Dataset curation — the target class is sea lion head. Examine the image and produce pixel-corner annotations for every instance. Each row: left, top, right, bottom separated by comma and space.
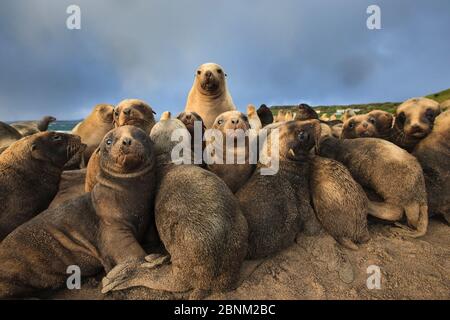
150, 118, 188, 157
114, 99, 156, 134
341, 114, 378, 139
367, 110, 393, 134
177, 111, 204, 131
441, 99, 450, 112
212, 111, 250, 138
257, 104, 274, 126
295, 103, 318, 121
284, 111, 293, 121
29, 131, 86, 167
247, 104, 257, 118
195, 63, 227, 96
342, 109, 356, 122
432, 110, 450, 135
277, 119, 321, 161
93, 104, 115, 124
276, 110, 286, 122
99, 126, 154, 175
395, 97, 441, 139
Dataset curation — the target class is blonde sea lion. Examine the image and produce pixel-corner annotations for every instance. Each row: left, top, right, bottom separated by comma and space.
0, 132, 85, 241
247, 104, 262, 131
275, 110, 286, 122
102, 118, 248, 298
185, 63, 236, 128
72, 104, 114, 165
0, 126, 156, 298
413, 110, 450, 223
207, 111, 255, 193
284, 110, 294, 121
319, 137, 428, 238
10, 116, 56, 136
389, 97, 441, 152
441, 99, 450, 111
342, 109, 356, 122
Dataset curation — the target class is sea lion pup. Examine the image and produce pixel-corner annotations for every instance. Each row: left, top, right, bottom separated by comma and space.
310, 157, 370, 250
320, 113, 330, 121
390, 97, 441, 152
0, 126, 156, 298
185, 62, 236, 128
284, 110, 294, 121
275, 110, 286, 122
176, 111, 206, 160
10, 116, 56, 136
342, 109, 356, 122
0, 121, 22, 153
113, 99, 156, 134
207, 111, 255, 193
413, 110, 450, 223
319, 137, 428, 238
246, 104, 262, 131
0, 132, 84, 241
341, 114, 378, 139
257, 104, 274, 127
330, 114, 337, 121
85, 100, 156, 192
237, 120, 321, 259
101, 119, 248, 298
72, 103, 114, 165
295, 103, 319, 121
441, 99, 450, 111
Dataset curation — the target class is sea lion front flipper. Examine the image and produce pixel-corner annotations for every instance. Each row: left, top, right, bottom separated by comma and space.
337, 237, 359, 251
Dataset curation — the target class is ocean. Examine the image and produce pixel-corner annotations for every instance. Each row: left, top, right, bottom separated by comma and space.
48, 120, 80, 132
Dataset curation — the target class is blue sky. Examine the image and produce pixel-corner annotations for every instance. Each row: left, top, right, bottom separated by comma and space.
0, 0, 449, 121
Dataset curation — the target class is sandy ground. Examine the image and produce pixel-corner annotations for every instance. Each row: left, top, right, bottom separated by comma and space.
49, 217, 449, 300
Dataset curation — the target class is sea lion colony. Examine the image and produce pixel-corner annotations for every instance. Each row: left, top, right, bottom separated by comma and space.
0, 62, 448, 299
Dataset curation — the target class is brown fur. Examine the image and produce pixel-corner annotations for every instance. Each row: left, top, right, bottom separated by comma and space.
319, 137, 428, 237
440, 99, 450, 111
247, 104, 262, 131
101, 119, 248, 298
295, 103, 319, 121
0, 121, 22, 152
207, 111, 255, 193
0, 126, 156, 298
257, 104, 274, 127
10, 116, 56, 136
275, 110, 286, 122
389, 97, 441, 152
185, 63, 236, 128
113, 99, 156, 134
0, 132, 84, 241
49, 169, 87, 209
341, 114, 379, 139
237, 120, 321, 259
310, 156, 370, 249
413, 110, 450, 223
72, 104, 115, 165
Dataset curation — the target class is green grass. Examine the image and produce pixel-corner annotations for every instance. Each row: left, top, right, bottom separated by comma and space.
271, 87, 450, 117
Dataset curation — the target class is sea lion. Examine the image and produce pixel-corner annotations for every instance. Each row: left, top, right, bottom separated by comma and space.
284, 110, 294, 121
101, 118, 248, 298
49, 169, 87, 209
176, 111, 206, 161
85, 100, 156, 191
341, 114, 378, 139
257, 104, 274, 127
342, 109, 356, 122
319, 137, 428, 238
441, 99, 450, 111
207, 111, 255, 193
389, 97, 441, 152
295, 103, 319, 121
72, 103, 115, 165
275, 110, 286, 122
0, 121, 22, 153
247, 104, 262, 131
0, 132, 85, 241
320, 114, 330, 121
413, 110, 450, 223
237, 120, 321, 259
113, 99, 156, 134
329, 114, 337, 121
185, 63, 236, 128
10, 116, 56, 136
310, 156, 370, 250
0, 126, 156, 298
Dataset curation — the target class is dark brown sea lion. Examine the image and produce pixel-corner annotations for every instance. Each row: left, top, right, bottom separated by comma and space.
257, 104, 274, 127
185, 63, 236, 128
207, 111, 255, 193
10, 116, 56, 136
48, 169, 87, 209
310, 156, 370, 250
413, 110, 450, 223
113, 99, 156, 134
0, 132, 85, 241
319, 137, 428, 238
71, 104, 115, 165
237, 120, 321, 259
101, 119, 248, 298
295, 103, 319, 121
0, 121, 22, 153
0, 126, 156, 298
389, 97, 441, 152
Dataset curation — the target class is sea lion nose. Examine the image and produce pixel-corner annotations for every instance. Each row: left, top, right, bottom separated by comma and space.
122, 137, 132, 146
231, 118, 240, 125
362, 122, 368, 129
123, 108, 131, 116
298, 131, 309, 142
205, 71, 212, 78
410, 124, 421, 132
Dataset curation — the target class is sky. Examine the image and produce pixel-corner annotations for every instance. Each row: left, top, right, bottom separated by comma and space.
0, 0, 449, 121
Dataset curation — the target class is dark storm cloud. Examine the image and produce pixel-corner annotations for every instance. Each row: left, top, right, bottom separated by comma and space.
0, 0, 449, 121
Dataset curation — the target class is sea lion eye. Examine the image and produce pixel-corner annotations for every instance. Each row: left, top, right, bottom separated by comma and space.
397, 112, 406, 125
52, 135, 62, 141
425, 109, 435, 121
217, 69, 222, 74
368, 117, 376, 124
197, 70, 201, 75
348, 122, 355, 129
114, 111, 119, 117
217, 119, 224, 125
106, 138, 113, 146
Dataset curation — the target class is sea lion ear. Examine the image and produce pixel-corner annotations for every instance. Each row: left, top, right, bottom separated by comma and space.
152, 110, 156, 115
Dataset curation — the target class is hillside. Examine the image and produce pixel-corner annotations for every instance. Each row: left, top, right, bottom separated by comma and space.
271, 87, 450, 117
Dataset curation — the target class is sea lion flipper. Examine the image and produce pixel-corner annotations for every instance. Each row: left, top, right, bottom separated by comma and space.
338, 237, 359, 251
